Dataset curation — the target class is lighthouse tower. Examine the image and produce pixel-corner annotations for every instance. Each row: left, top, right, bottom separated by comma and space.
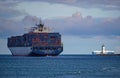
101, 44, 105, 54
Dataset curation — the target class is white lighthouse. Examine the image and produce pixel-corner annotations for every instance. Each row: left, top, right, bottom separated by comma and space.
101, 44, 105, 54
92, 44, 114, 55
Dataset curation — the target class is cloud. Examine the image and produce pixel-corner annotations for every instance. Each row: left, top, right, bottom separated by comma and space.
0, 0, 120, 38
3, 0, 119, 10
44, 12, 120, 38
0, 15, 40, 38
35, 0, 120, 10
0, 0, 26, 19
0, 0, 27, 38
0, 11, 120, 38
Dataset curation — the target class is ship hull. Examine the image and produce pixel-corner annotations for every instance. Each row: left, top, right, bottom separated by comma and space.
9, 47, 32, 56
31, 46, 63, 56
8, 46, 63, 56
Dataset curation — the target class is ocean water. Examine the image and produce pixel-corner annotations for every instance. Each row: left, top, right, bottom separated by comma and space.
0, 55, 120, 78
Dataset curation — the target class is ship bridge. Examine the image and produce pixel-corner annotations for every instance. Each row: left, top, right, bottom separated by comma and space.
29, 20, 52, 33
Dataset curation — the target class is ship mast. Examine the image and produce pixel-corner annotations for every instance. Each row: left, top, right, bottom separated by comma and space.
36, 19, 44, 32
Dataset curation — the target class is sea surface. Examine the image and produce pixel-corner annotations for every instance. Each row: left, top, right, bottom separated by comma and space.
0, 55, 120, 78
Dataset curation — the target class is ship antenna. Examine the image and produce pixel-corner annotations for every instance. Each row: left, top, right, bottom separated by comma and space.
36, 19, 44, 27
35, 19, 44, 31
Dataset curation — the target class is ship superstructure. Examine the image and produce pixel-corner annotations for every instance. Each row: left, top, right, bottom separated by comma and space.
8, 20, 63, 56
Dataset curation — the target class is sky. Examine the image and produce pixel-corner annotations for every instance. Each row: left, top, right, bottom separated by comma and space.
0, 0, 120, 54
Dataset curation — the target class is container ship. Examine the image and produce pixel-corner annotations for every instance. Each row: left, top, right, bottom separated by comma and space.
7, 20, 63, 56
